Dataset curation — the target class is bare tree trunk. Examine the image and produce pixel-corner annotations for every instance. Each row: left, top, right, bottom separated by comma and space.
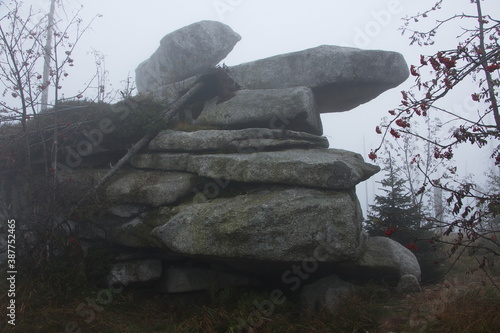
41, 0, 56, 111
476, 0, 500, 130
433, 179, 444, 232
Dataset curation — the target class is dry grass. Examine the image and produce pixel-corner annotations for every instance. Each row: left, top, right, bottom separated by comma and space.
1, 254, 499, 333
377, 272, 499, 333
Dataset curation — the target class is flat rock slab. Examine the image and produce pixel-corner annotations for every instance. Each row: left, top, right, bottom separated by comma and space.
136, 20, 241, 92
229, 45, 409, 113
195, 87, 323, 135
152, 188, 364, 262
187, 149, 380, 190
148, 128, 329, 153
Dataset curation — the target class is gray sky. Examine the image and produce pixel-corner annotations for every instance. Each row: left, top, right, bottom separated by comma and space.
7, 0, 500, 214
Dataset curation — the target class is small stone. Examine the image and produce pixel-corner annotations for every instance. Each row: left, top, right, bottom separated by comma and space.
107, 260, 162, 287
300, 274, 353, 314
108, 205, 143, 218
340, 236, 422, 282
396, 274, 421, 293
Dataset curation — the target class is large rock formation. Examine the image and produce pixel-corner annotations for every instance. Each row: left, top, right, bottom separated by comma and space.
0, 20, 417, 314
129, 21, 416, 300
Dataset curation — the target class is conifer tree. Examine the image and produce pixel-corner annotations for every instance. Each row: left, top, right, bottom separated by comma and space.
366, 152, 444, 282
366, 152, 423, 237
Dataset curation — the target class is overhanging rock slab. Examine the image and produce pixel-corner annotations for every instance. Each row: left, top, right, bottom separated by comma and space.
229, 45, 409, 113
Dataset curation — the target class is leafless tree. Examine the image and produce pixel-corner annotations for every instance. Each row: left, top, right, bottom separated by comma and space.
371, 0, 499, 285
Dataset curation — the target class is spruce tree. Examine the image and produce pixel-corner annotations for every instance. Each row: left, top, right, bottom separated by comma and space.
366, 153, 422, 237
366, 153, 444, 282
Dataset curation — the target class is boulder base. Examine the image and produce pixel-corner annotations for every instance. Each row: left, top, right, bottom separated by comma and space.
153, 188, 365, 262
339, 236, 422, 282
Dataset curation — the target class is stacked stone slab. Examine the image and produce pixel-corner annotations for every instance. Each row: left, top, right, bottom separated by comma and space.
55, 21, 420, 310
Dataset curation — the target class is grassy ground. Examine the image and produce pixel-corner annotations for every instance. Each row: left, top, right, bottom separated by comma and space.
1, 257, 499, 333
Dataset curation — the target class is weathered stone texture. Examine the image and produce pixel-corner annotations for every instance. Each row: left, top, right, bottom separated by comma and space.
153, 188, 365, 262
136, 20, 241, 92
148, 128, 329, 153
229, 45, 409, 113
195, 87, 323, 135
187, 149, 380, 190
